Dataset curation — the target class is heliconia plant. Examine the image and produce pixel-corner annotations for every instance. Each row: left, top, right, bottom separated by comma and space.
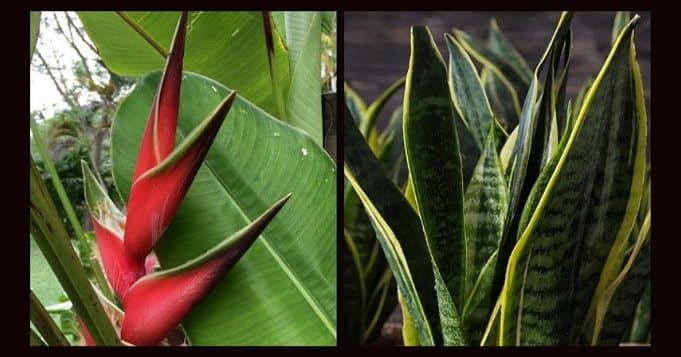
79, 12, 292, 345
344, 11, 650, 346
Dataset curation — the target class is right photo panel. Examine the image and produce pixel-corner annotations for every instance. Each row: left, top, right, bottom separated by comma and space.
343, 11, 651, 346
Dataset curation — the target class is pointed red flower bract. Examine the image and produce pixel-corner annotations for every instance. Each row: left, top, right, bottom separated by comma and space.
92, 217, 145, 301
79, 317, 96, 346
132, 12, 188, 183
124, 92, 236, 260
120, 193, 290, 346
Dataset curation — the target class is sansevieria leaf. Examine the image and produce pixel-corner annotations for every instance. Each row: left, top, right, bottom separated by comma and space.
491, 12, 573, 310
345, 106, 441, 346
500, 16, 645, 345
444, 33, 496, 151
403, 26, 466, 310
461, 125, 508, 345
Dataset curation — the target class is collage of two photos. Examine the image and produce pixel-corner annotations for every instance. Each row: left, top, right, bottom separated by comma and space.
30, 10, 650, 346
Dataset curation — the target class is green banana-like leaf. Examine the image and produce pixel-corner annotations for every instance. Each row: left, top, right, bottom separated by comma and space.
30, 12, 40, 59
481, 68, 520, 131
112, 72, 336, 345
78, 11, 290, 118
491, 12, 573, 310
404, 26, 466, 310
345, 107, 443, 346
284, 12, 323, 144
321, 11, 336, 34
271, 12, 286, 41
463, 126, 508, 300
444, 33, 495, 151
500, 16, 645, 345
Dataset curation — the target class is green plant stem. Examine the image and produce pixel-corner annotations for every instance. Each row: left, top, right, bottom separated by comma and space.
30, 290, 69, 346
115, 11, 167, 58
30, 157, 120, 346
30, 327, 47, 346
29, 116, 88, 254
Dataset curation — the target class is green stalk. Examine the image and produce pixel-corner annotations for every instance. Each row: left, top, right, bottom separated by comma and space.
30, 290, 69, 346
30, 157, 120, 346
30, 117, 113, 300
30, 327, 46, 346
29, 116, 88, 254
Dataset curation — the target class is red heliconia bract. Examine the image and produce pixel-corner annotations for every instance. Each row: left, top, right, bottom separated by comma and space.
92, 218, 145, 301
131, 12, 187, 184
124, 91, 236, 261
120, 193, 291, 346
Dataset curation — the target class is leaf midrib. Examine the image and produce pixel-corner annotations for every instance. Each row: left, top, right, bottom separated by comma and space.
175, 126, 336, 339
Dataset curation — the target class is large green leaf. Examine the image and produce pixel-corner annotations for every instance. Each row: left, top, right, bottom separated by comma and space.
78, 11, 290, 118
500, 17, 645, 345
404, 26, 466, 310
111, 72, 336, 345
284, 12, 323, 144
345, 107, 442, 346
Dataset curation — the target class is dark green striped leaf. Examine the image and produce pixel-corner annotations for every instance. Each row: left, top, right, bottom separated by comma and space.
404, 26, 466, 309
487, 19, 533, 83
500, 16, 646, 345
481, 68, 520, 131
491, 12, 573, 311
598, 223, 650, 345
463, 126, 508, 302
453, 29, 530, 106
284, 12, 323, 144
445, 33, 495, 151
574, 20, 648, 343
345, 106, 441, 345
628, 280, 650, 343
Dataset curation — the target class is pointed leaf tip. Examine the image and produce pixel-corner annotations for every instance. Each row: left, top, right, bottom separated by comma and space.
124, 91, 237, 260
121, 193, 291, 346
131, 11, 189, 183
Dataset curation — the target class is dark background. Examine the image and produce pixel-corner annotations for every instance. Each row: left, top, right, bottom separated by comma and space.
345, 11, 651, 130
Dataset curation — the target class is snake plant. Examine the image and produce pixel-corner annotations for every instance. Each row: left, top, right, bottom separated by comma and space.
344, 11, 650, 346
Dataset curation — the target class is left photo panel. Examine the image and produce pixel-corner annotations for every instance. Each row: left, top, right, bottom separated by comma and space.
30, 11, 337, 346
